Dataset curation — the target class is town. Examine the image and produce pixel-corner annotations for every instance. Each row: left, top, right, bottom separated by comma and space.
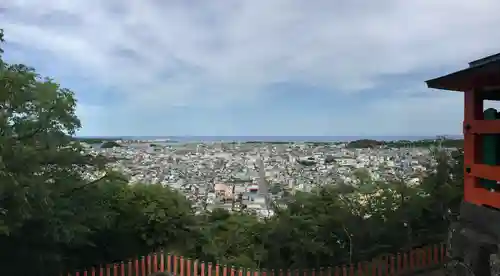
83, 140, 452, 217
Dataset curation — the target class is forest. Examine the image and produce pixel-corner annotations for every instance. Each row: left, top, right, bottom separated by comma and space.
0, 29, 462, 276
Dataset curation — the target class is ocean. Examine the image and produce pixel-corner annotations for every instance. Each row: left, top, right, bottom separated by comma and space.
78, 135, 463, 142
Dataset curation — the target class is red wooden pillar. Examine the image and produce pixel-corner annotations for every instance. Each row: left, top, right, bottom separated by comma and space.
463, 89, 484, 204
463, 88, 500, 208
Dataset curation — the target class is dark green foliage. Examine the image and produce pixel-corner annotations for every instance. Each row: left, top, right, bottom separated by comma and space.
73, 137, 120, 144
297, 159, 316, 166
269, 183, 283, 194
324, 155, 336, 164
346, 139, 383, 148
0, 31, 194, 275
101, 141, 122, 148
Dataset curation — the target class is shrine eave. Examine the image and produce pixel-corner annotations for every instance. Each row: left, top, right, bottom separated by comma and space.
426, 54, 500, 92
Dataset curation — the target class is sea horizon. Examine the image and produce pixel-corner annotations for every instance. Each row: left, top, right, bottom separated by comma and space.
75, 135, 463, 142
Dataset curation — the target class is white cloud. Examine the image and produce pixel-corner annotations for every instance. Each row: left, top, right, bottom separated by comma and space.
1, 0, 500, 135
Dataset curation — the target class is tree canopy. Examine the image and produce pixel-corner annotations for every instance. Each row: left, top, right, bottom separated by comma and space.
0, 29, 463, 276
101, 140, 122, 148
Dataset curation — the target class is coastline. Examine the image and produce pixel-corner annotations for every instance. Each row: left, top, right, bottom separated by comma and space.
75, 135, 463, 143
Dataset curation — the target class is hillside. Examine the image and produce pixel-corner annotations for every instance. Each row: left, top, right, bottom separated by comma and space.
347, 138, 463, 148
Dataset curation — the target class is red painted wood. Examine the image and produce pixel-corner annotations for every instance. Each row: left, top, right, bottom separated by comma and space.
180, 257, 184, 276
464, 90, 487, 206
465, 183, 500, 208
147, 255, 152, 275
141, 257, 146, 276
468, 164, 500, 182
468, 119, 500, 134
153, 254, 158, 273
174, 256, 178, 275
135, 260, 139, 276
62, 243, 450, 276
159, 253, 164, 272
334, 267, 340, 276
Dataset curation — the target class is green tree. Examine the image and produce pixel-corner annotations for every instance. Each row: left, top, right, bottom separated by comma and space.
0, 28, 113, 275
75, 182, 197, 268
193, 209, 265, 268
0, 29, 202, 275
353, 168, 372, 184
101, 140, 122, 148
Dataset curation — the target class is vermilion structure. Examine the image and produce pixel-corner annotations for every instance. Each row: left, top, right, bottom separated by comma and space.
426, 52, 500, 276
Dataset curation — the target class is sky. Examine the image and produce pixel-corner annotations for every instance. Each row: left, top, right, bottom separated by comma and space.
1, 0, 500, 137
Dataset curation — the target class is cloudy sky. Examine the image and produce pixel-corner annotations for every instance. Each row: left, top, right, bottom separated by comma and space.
1, 0, 500, 137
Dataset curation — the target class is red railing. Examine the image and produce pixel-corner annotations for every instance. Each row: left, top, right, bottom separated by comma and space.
64, 243, 447, 276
